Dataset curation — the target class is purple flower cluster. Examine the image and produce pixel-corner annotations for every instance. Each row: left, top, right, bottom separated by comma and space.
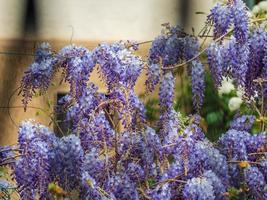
231, 0, 249, 44
0, 145, 15, 166
145, 63, 160, 92
158, 72, 180, 139
57, 45, 95, 98
244, 166, 267, 199
93, 42, 143, 89
208, 3, 232, 39
191, 60, 205, 111
159, 72, 175, 110
230, 114, 256, 132
218, 120, 267, 194
207, 0, 251, 89
146, 25, 201, 94
246, 28, 267, 98
15, 120, 57, 200
206, 43, 225, 87
208, 0, 248, 43
226, 38, 250, 86
183, 176, 215, 200
50, 134, 84, 191
20, 43, 57, 110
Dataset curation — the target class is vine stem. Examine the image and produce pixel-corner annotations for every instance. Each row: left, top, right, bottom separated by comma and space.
227, 160, 261, 165
1, 105, 65, 136
248, 152, 267, 156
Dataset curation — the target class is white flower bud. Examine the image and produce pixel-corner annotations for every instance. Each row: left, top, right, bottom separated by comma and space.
218, 77, 235, 96
228, 97, 242, 111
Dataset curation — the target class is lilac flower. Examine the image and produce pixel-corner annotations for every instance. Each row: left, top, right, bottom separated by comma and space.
128, 90, 146, 127
218, 129, 250, 161
67, 83, 101, 130
145, 63, 160, 92
206, 43, 225, 87
0, 145, 15, 166
80, 171, 103, 200
183, 176, 215, 200
183, 36, 199, 60
160, 109, 180, 143
226, 38, 250, 86
203, 171, 227, 200
262, 43, 267, 99
148, 183, 172, 200
15, 120, 57, 200
126, 162, 145, 183
159, 72, 175, 110
162, 35, 184, 67
93, 42, 143, 89
50, 134, 84, 192
244, 133, 266, 155
118, 130, 159, 177
231, 0, 249, 44
105, 172, 139, 200
244, 166, 267, 199
148, 35, 167, 64
143, 126, 163, 161
208, 3, 232, 39
189, 140, 229, 184
230, 115, 256, 132
191, 60, 205, 111
159, 159, 185, 198
82, 148, 105, 184
58, 45, 95, 98
20, 43, 56, 110
218, 129, 250, 186
79, 111, 115, 152
246, 28, 267, 98
259, 159, 267, 180
34, 42, 55, 63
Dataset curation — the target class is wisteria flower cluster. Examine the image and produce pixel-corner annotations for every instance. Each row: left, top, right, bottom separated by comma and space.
1, 0, 267, 199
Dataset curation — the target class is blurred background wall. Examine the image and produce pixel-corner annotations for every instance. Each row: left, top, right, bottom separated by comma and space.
0, 0, 214, 145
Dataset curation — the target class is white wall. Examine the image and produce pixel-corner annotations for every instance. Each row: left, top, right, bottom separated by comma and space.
0, 0, 26, 39
0, 0, 214, 41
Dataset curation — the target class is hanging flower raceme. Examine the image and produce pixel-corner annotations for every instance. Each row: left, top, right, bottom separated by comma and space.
208, 2, 232, 39
230, 0, 249, 44
93, 41, 144, 90
208, 0, 248, 44
226, 38, 250, 87
14, 120, 58, 200
230, 114, 256, 132
66, 83, 103, 132
79, 110, 115, 152
191, 60, 205, 111
0, 145, 15, 166
57, 45, 95, 99
159, 72, 175, 111
145, 63, 160, 92
158, 72, 180, 139
246, 28, 267, 98
206, 43, 225, 87
244, 166, 267, 199
20, 43, 57, 110
183, 175, 215, 200
49, 134, 84, 192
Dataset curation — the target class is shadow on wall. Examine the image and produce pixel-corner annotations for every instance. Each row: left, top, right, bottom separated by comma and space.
0, 0, 38, 145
